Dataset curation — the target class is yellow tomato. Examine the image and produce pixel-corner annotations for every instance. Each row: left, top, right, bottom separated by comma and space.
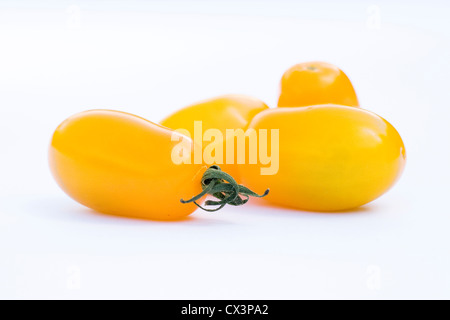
160, 94, 269, 179
278, 61, 359, 108
240, 105, 406, 211
49, 110, 204, 221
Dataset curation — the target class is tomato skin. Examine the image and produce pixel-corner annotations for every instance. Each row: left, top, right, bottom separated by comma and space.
160, 94, 269, 180
278, 61, 359, 108
240, 105, 406, 212
49, 110, 204, 221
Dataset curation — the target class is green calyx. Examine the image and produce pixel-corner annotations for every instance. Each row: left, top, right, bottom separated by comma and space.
180, 165, 269, 212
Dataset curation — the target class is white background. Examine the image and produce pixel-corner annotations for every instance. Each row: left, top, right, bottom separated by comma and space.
1, 0, 449, 299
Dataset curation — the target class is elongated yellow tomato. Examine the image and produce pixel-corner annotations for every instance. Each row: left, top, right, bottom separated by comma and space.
278, 62, 359, 108
49, 110, 205, 221
240, 105, 406, 212
160, 95, 269, 180
161, 94, 269, 134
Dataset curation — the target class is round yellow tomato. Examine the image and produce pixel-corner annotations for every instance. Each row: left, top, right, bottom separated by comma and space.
161, 94, 269, 180
278, 61, 359, 108
49, 110, 204, 221
240, 105, 406, 211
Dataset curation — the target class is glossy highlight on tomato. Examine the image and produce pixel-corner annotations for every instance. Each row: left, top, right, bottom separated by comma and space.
278, 61, 359, 108
49, 110, 204, 221
240, 105, 406, 212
